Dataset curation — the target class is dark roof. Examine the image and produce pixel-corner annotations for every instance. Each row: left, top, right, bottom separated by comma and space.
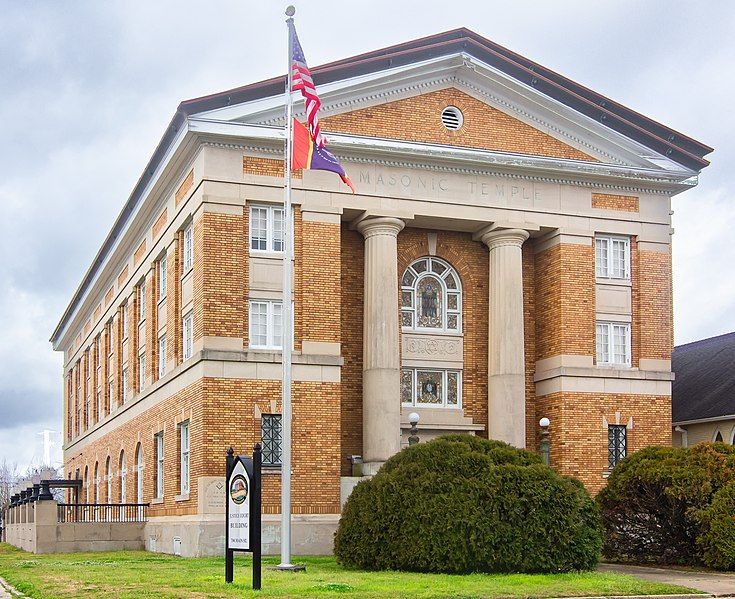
180, 27, 712, 171
672, 331, 735, 422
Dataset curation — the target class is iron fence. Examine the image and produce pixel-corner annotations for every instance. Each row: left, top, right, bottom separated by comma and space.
57, 503, 149, 523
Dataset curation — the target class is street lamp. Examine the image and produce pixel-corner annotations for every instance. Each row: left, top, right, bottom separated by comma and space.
539, 417, 551, 466
408, 412, 420, 446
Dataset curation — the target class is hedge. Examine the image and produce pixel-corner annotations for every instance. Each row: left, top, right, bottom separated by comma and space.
334, 435, 601, 574
698, 480, 735, 570
597, 442, 735, 567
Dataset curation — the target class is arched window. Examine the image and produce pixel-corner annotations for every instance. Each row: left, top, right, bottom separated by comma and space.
401, 257, 461, 332
135, 444, 144, 504
119, 451, 127, 503
83, 466, 89, 503
714, 431, 724, 443
105, 457, 112, 503
94, 462, 100, 504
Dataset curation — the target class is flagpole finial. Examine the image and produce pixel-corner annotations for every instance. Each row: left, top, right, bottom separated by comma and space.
285, 5, 296, 16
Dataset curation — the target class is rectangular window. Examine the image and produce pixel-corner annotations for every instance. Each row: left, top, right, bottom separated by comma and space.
183, 312, 193, 360
158, 255, 167, 300
595, 236, 630, 279
139, 279, 146, 322
96, 390, 102, 421
86, 395, 92, 429
596, 321, 631, 366
139, 354, 146, 391
155, 432, 164, 498
108, 379, 114, 410
608, 425, 627, 469
123, 303, 129, 339
183, 224, 193, 273
180, 421, 190, 494
249, 205, 285, 253
122, 368, 129, 403
261, 414, 282, 467
158, 334, 167, 379
249, 301, 283, 349
401, 368, 462, 408
96, 336, 102, 380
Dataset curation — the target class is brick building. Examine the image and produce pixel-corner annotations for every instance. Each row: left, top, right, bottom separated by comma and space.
50, 29, 711, 556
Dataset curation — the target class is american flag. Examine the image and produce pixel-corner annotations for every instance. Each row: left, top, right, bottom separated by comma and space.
289, 22, 326, 148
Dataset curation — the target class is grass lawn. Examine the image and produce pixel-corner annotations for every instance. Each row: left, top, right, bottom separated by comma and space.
0, 544, 698, 599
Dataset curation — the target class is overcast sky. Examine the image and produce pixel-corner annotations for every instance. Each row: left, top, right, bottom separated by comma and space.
1, 1, 732, 471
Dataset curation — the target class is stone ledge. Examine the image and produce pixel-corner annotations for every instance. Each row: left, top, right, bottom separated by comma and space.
535, 365, 674, 383
201, 348, 343, 366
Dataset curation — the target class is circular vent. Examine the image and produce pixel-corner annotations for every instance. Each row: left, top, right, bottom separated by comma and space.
441, 106, 464, 130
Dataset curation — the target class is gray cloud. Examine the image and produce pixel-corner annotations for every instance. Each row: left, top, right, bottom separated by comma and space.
0, 0, 731, 468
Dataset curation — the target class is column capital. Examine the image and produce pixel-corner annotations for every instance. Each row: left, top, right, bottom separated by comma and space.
356, 217, 405, 239
479, 227, 530, 251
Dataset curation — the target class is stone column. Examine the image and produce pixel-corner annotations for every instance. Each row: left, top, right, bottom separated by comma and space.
481, 228, 530, 448
356, 217, 405, 475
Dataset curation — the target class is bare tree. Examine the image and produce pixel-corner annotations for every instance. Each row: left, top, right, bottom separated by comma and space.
0, 459, 19, 511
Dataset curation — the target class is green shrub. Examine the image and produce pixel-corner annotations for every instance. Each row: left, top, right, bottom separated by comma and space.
334, 435, 601, 574
698, 481, 735, 570
597, 443, 735, 566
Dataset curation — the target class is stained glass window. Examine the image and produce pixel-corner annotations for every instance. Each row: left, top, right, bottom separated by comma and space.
417, 370, 442, 404
401, 368, 461, 408
262, 414, 282, 466
400, 257, 461, 332
401, 370, 413, 405
447, 372, 459, 405
417, 276, 442, 328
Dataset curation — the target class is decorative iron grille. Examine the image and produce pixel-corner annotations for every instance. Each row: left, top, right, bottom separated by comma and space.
608, 425, 627, 469
261, 414, 282, 467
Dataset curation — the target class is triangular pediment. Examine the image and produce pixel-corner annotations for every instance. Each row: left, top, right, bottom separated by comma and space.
321, 87, 596, 162
183, 29, 710, 173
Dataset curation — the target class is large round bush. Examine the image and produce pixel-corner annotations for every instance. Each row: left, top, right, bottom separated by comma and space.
598, 443, 735, 566
334, 435, 601, 574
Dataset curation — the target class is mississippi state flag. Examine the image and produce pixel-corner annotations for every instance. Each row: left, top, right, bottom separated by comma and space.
292, 118, 355, 193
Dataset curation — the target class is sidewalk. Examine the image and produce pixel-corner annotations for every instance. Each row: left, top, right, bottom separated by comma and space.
599, 563, 735, 597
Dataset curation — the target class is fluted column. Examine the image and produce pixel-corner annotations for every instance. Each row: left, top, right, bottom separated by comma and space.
481, 228, 530, 448
356, 217, 405, 474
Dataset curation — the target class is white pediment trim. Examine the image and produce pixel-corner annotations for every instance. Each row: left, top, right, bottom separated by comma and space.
188, 118, 696, 194
189, 52, 694, 175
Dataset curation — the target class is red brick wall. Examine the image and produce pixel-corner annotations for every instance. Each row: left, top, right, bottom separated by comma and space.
322, 88, 596, 162
536, 391, 672, 494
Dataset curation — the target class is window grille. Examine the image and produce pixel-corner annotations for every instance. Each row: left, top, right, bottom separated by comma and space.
261, 414, 283, 467
608, 425, 627, 469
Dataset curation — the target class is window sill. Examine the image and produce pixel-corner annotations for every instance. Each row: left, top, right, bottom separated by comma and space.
151, 497, 164, 505
401, 329, 463, 337
595, 277, 631, 287
175, 493, 190, 502
250, 250, 285, 258
181, 268, 193, 280
157, 296, 166, 307
262, 466, 282, 475
596, 363, 632, 370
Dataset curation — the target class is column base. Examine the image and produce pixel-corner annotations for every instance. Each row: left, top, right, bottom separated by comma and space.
360, 461, 386, 477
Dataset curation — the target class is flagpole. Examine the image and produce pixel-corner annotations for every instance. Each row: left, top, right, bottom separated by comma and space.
279, 4, 296, 570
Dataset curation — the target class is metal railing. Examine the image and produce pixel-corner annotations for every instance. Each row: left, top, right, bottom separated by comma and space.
57, 503, 149, 523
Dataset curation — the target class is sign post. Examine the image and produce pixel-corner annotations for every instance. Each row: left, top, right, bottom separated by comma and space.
225, 444, 262, 589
